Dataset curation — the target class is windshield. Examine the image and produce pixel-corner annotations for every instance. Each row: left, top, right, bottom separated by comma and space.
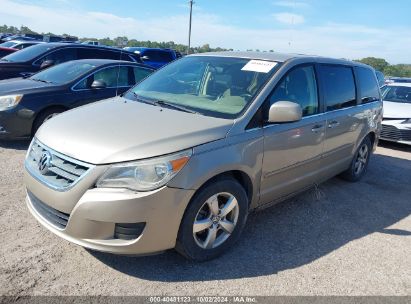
128, 56, 279, 118
0, 41, 17, 48
383, 86, 411, 103
30, 61, 96, 85
0, 43, 56, 63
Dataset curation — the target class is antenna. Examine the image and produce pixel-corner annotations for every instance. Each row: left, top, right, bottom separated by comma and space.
115, 37, 125, 97
187, 0, 194, 55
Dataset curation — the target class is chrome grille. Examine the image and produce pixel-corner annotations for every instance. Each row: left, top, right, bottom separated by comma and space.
25, 139, 92, 191
381, 125, 411, 142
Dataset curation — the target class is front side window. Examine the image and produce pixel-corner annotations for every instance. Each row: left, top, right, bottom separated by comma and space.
319, 65, 356, 111
356, 67, 380, 103
383, 86, 411, 103
93, 66, 130, 87
36, 48, 78, 65
133, 67, 153, 83
128, 56, 279, 118
269, 65, 319, 116
75, 66, 131, 89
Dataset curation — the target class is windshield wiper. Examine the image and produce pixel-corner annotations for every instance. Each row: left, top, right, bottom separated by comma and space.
30, 78, 54, 84
132, 93, 201, 115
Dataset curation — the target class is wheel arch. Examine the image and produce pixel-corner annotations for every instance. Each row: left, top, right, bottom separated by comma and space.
32, 105, 69, 136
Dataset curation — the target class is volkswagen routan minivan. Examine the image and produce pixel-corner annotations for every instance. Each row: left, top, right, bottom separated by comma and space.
24, 52, 382, 261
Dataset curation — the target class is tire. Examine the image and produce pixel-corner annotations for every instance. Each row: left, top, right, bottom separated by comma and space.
176, 178, 249, 261
340, 136, 372, 182
32, 108, 65, 136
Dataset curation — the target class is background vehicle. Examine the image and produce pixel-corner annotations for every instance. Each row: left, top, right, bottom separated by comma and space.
123, 47, 180, 68
385, 77, 411, 84
24, 52, 382, 261
81, 40, 101, 46
0, 40, 45, 50
380, 83, 411, 145
0, 46, 17, 58
0, 43, 142, 80
0, 59, 154, 140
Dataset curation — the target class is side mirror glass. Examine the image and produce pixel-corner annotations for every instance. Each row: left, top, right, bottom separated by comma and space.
40, 60, 55, 70
268, 101, 302, 123
91, 80, 107, 89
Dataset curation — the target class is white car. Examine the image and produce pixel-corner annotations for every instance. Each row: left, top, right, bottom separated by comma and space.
381, 83, 411, 145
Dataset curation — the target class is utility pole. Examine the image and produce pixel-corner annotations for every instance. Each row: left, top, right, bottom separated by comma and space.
187, 0, 194, 54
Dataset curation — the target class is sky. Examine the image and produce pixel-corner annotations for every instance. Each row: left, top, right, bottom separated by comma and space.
1, 0, 410, 64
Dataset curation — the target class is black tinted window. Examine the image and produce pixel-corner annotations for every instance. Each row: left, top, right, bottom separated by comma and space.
36, 48, 78, 65
143, 50, 173, 62
357, 67, 380, 103
319, 65, 356, 111
270, 65, 319, 116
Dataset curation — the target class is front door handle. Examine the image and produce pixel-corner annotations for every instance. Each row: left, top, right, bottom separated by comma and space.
311, 125, 324, 132
328, 120, 340, 128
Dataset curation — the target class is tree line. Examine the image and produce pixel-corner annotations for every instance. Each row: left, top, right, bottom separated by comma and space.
2, 25, 410, 77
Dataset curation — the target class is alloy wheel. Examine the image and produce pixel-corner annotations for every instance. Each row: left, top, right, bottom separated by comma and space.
193, 192, 239, 249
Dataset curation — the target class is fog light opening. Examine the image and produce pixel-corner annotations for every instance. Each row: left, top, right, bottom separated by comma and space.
114, 222, 146, 240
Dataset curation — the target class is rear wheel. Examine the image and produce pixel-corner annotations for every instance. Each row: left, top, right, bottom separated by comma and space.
340, 136, 372, 182
32, 108, 65, 136
176, 178, 249, 261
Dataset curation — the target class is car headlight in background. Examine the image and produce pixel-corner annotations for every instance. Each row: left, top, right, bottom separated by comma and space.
97, 149, 192, 191
0, 94, 23, 111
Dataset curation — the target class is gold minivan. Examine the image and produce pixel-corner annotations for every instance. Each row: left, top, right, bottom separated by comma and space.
24, 52, 382, 261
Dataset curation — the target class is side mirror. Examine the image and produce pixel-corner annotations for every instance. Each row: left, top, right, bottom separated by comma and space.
140, 55, 150, 61
40, 60, 55, 70
268, 101, 302, 123
91, 80, 107, 89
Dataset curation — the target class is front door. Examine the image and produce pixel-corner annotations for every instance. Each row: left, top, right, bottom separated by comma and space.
260, 64, 326, 205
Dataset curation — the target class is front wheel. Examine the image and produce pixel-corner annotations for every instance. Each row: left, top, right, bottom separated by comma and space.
176, 178, 249, 261
340, 136, 372, 182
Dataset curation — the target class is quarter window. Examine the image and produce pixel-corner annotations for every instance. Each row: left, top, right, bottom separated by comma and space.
269, 65, 319, 116
356, 67, 380, 103
319, 65, 356, 111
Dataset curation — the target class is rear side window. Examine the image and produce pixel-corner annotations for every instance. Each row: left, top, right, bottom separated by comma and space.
78, 48, 134, 61
356, 67, 380, 103
143, 50, 174, 62
319, 65, 356, 111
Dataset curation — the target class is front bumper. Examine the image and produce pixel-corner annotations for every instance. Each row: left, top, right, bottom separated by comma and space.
381, 120, 411, 145
0, 109, 33, 140
25, 169, 195, 255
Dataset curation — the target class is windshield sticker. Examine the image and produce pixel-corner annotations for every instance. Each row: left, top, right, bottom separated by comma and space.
241, 60, 278, 73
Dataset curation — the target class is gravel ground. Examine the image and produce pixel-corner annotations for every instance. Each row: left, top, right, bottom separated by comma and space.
0, 140, 410, 296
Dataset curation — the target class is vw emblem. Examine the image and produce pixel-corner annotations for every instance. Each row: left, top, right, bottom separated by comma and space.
38, 151, 52, 175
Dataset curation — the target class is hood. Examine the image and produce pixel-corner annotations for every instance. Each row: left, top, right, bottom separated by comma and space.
383, 100, 411, 119
36, 97, 234, 164
0, 78, 53, 95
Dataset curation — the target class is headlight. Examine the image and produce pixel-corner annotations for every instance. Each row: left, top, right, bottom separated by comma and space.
0, 94, 23, 111
96, 149, 192, 191
401, 118, 411, 124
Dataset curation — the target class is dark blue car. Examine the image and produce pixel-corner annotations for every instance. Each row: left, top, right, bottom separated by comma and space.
123, 47, 181, 69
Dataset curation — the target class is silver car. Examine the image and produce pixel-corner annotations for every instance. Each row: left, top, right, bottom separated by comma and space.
380, 83, 411, 145
24, 52, 382, 261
